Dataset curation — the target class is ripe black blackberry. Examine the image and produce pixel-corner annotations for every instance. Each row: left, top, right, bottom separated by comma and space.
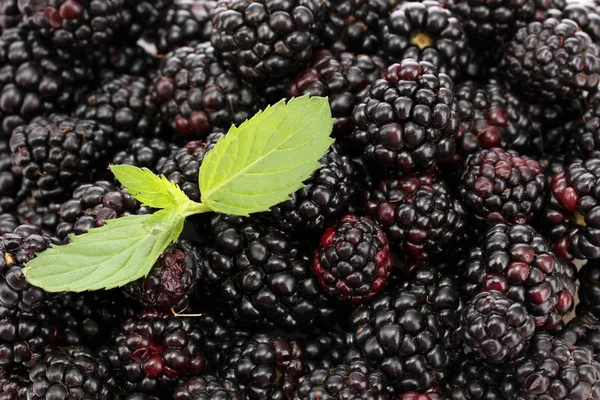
286, 50, 385, 142
124, 239, 203, 311
10, 114, 112, 202
564, 91, 600, 159
450, 0, 536, 45
18, 0, 127, 55
16, 196, 61, 234
293, 358, 389, 400
459, 148, 546, 225
528, 100, 582, 157
210, 0, 327, 82
349, 287, 457, 392
442, 353, 506, 400
541, 157, 600, 259
380, 1, 474, 80
305, 332, 350, 372
352, 59, 459, 173
0, 140, 19, 212
502, 18, 600, 102
123, 0, 174, 39
502, 333, 600, 400
452, 80, 535, 163
555, 0, 600, 43
148, 0, 216, 55
313, 215, 393, 303
74, 75, 161, 145
56, 181, 148, 241
559, 311, 600, 362
0, 212, 17, 234
462, 290, 535, 364
0, 0, 20, 29
0, 27, 92, 136
577, 261, 600, 318
155, 133, 224, 202
459, 223, 577, 331
365, 173, 467, 262
174, 375, 242, 400
151, 42, 259, 138
112, 137, 176, 170
202, 214, 339, 331
220, 334, 305, 400
103, 315, 207, 394
94, 43, 160, 80
320, 0, 389, 54
267, 144, 360, 232
0, 371, 29, 399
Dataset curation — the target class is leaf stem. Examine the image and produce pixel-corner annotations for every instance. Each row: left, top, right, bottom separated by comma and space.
183, 201, 211, 216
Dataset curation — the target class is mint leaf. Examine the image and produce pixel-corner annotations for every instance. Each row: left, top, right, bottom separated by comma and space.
111, 165, 189, 209
23, 213, 184, 292
200, 95, 334, 216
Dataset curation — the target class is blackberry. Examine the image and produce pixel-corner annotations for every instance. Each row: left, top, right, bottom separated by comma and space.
501, 18, 600, 102
0, 0, 20, 28
313, 215, 393, 303
0, 371, 29, 399
0, 224, 58, 315
74, 75, 161, 145
528, 100, 581, 157
442, 353, 506, 400
123, 0, 174, 39
103, 315, 207, 394
174, 375, 242, 400
0, 212, 17, 234
320, 0, 389, 54
293, 358, 389, 400
450, 0, 536, 45
155, 133, 224, 202
459, 223, 577, 331
94, 43, 160, 80
541, 157, 600, 259
27, 345, 117, 399
16, 196, 61, 234
565, 92, 600, 159
267, 144, 360, 232
56, 181, 148, 241
502, 333, 600, 400
112, 137, 176, 170
0, 27, 92, 136
462, 290, 535, 364
202, 214, 338, 331
210, 0, 327, 82
452, 80, 535, 162
577, 261, 600, 318
349, 287, 457, 392
556, 0, 600, 43
0, 140, 19, 212
305, 332, 349, 372
219, 334, 305, 400
10, 114, 112, 202
559, 311, 600, 362
365, 173, 467, 262
124, 239, 203, 311
151, 42, 259, 138
459, 148, 546, 225
286, 50, 385, 141
380, 1, 474, 80
149, 0, 216, 55
352, 59, 459, 173
18, 0, 127, 54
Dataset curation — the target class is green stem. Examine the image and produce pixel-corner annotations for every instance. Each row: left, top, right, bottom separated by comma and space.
183, 201, 211, 217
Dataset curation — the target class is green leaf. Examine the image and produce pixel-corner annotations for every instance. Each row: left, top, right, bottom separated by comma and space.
111, 165, 190, 209
200, 95, 334, 216
23, 212, 184, 292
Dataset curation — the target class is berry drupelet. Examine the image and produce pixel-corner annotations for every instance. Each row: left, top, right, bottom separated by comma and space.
566, 91, 600, 159
313, 215, 393, 303
304, 332, 350, 372
502, 18, 600, 102
10, 114, 112, 203
112, 137, 176, 171
542, 157, 600, 259
556, 0, 600, 43
0, 0, 20, 29
502, 333, 600, 400
210, 0, 327, 82
459, 223, 577, 331
286, 50, 385, 141
442, 353, 506, 400
559, 311, 600, 362
577, 261, 600, 318
293, 358, 389, 400
74, 75, 161, 145
459, 148, 546, 226
26, 345, 118, 399
365, 173, 467, 262
151, 42, 259, 138
0, 371, 29, 399
220, 334, 305, 400
0, 140, 19, 212
268, 144, 360, 232
461, 290, 535, 364
124, 239, 203, 311
202, 214, 338, 331
352, 59, 459, 173
16, 196, 61, 235
103, 315, 207, 394
174, 375, 242, 400
380, 1, 474, 80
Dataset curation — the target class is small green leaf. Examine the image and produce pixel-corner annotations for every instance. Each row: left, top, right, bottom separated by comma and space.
200, 95, 334, 216
111, 165, 190, 209
23, 213, 184, 292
